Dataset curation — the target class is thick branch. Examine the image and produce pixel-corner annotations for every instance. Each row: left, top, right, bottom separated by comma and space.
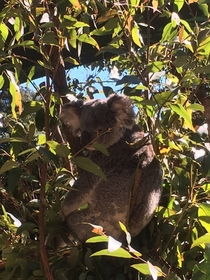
38, 163, 54, 280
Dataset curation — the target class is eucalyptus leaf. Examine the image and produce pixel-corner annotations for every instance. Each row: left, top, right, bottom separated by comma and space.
73, 157, 107, 181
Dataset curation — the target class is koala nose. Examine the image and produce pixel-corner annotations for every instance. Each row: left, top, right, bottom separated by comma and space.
81, 131, 92, 147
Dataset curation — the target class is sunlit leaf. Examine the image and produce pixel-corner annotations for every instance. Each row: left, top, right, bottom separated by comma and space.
91, 248, 132, 258
146, 61, 166, 73
180, 20, 193, 34
186, 103, 204, 112
161, 22, 173, 42
198, 3, 209, 17
0, 75, 4, 89
78, 34, 100, 50
131, 263, 163, 276
86, 236, 109, 243
169, 103, 195, 131
191, 234, 210, 248
7, 71, 22, 117
131, 25, 142, 47
198, 203, 210, 233
69, 0, 81, 9
174, 0, 184, 11
128, 245, 142, 257
0, 23, 8, 48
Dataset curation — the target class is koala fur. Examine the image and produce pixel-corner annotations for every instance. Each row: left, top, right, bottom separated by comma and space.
59, 94, 163, 243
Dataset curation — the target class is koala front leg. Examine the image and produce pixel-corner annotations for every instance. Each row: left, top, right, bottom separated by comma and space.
60, 173, 99, 220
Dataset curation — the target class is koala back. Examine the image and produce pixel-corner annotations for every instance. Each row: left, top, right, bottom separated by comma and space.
59, 94, 163, 243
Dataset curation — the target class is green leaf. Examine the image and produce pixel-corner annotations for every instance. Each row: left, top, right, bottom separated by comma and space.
0, 74, 4, 89
16, 223, 37, 235
42, 31, 59, 46
0, 160, 19, 175
86, 236, 109, 243
68, 29, 77, 48
180, 20, 193, 34
169, 103, 194, 131
198, 3, 209, 17
21, 101, 43, 118
73, 157, 107, 181
146, 61, 166, 73
37, 146, 60, 166
119, 222, 128, 233
131, 25, 142, 47
91, 248, 132, 258
194, 65, 210, 74
64, 56, 79, 65
35, 108, 45, 131
9, 80, 21, 118
37, 60, 53, 70
0, 137, 27, 144
174, 0, 184, 11
92, 143, 109, 156
25, 151, 40, 164
96, 46, 125, 56
186, 103, 204, 112
155, 91, 177, 106
172, 55, 188, 68
161, 22, 173, 42
78, 34, 100, 50
197, 37, 210, 55
198, 203, 210, 233
96, 10, 117, 24
191, 234, 210, 248
47, 141, 70, 157
131, 263, 162, 276
0, 22, 8, 48
26, 66, 36, 87
10, 40, 40, 51
8, 167, 22, 194
28, 123, 36, 143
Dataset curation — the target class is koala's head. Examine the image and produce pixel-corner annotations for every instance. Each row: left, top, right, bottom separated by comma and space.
60, 94, 136, 148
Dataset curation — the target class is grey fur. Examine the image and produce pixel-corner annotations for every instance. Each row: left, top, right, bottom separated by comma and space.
59, 94, 163, 243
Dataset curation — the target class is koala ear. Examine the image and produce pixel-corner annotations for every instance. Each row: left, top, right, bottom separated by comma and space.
60, 100, 83, 136
107, 94, 136, 128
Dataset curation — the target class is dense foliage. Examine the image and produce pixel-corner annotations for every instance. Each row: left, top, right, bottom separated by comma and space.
0, 0, 210, 279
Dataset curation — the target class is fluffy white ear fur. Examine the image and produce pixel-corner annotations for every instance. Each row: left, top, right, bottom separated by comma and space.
60, 100, 83, 136
107, 94, 135, 128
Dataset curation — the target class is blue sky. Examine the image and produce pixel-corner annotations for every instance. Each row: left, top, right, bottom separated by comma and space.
22, 65, 121, 99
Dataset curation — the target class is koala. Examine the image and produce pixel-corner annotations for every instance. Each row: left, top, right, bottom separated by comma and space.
59, 94, 163, 244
